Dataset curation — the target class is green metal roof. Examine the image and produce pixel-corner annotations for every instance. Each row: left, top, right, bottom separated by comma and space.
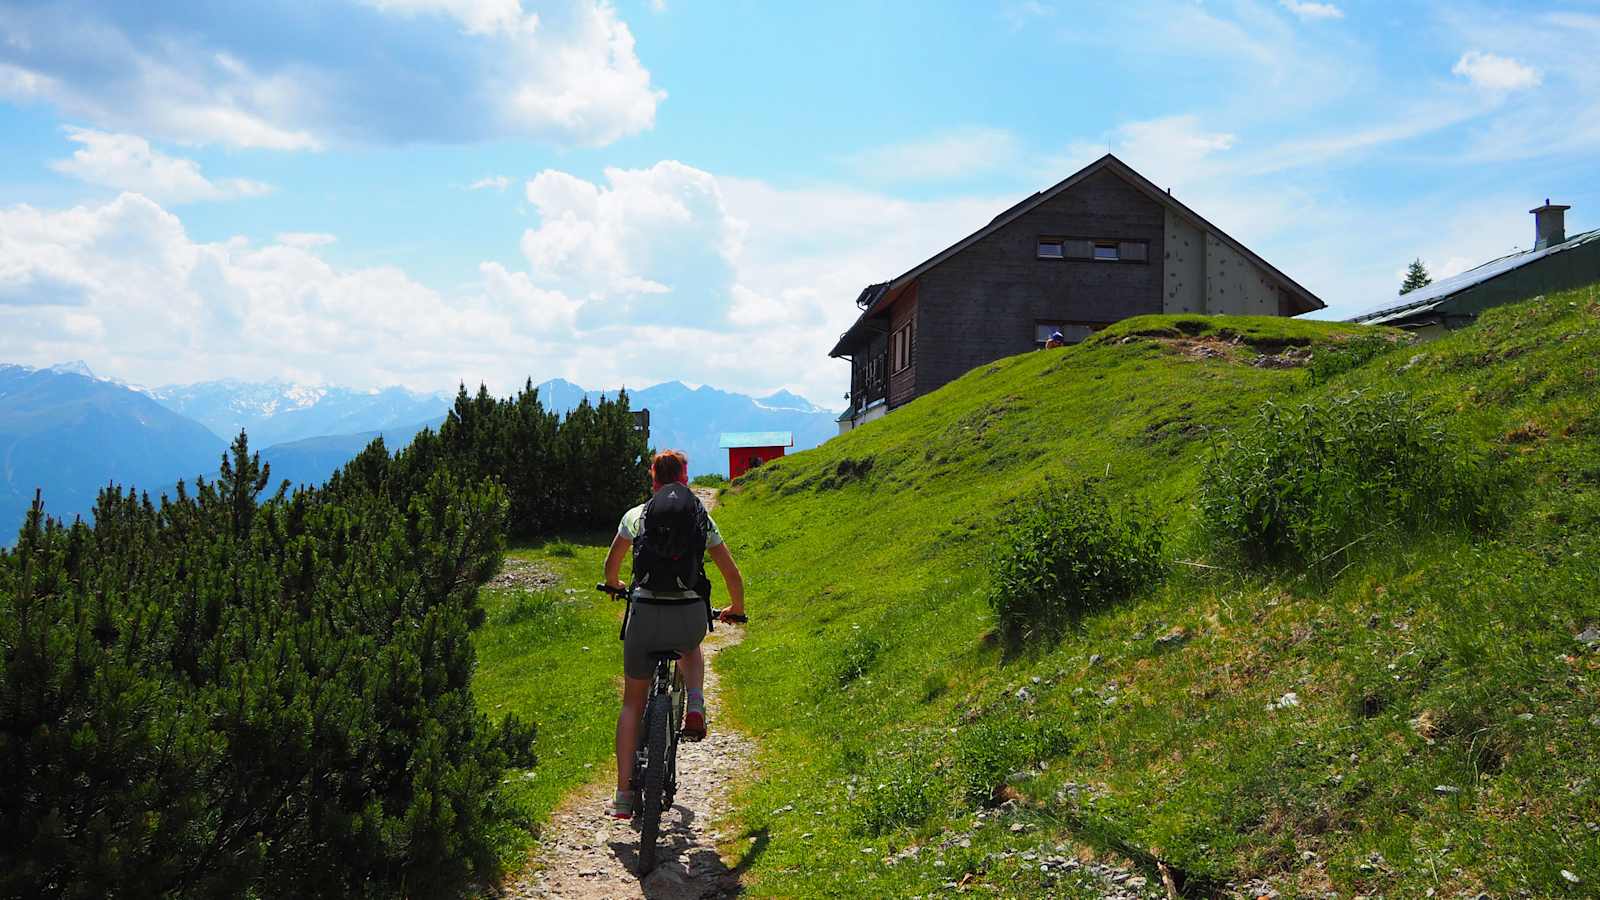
719, 431, 794, 449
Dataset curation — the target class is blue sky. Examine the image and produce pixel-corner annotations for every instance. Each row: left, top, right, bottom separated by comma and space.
0, 0, 1594, 405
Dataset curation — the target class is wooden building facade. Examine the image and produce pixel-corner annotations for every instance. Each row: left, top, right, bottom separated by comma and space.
830, 154, 1325, 431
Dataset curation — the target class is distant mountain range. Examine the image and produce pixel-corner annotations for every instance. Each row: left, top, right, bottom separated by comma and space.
0, 364, 226, 536
531, 379, 838, 480
146, 379, 453, 448
263, 379, 839, 489
1, 364, 839, 540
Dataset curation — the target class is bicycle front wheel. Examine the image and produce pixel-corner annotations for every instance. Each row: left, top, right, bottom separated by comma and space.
637, 694, 672, 872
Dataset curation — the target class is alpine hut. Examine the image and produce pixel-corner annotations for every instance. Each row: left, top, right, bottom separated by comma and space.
721, 431, 794, 479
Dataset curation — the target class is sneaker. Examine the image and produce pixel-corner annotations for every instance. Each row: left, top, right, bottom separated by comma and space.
605, 790, 637, 820
682, 708, 707, 742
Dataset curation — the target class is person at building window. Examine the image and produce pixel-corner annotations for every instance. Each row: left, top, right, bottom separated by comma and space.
1044, 330, 1065, 349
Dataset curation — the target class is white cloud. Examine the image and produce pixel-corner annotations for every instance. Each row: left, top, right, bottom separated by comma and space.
519, 161, 743, 321
1452, 50, 1541, 92
469, 175, 512, 191
0, 192, 587, 394
1002, 1, 1051, 30
843, 127, 1020, 182
0, 161, 1023, 407
1057, 115, 1236, 187
362, 0, 528, 35
49, 128, 272, 203
275, 232, 337, 249
0, 0, 662, 149
1279, 0, 1343, 22
493, 1, 664, 147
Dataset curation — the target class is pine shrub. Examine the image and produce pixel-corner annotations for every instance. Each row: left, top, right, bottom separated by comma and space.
986, 480, 1165, 645
0, 434, 528, 897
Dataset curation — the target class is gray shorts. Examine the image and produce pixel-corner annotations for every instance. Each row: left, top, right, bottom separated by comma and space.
622, 601, 708, 679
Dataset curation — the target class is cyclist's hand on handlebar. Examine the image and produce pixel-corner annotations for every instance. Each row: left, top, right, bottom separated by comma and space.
605, 577, 627, 592
718, 605, 745, 623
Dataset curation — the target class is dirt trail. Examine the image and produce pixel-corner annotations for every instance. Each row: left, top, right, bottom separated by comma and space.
503, 486, 755, 900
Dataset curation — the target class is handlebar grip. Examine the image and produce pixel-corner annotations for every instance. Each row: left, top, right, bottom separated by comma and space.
717, 611, 748, 624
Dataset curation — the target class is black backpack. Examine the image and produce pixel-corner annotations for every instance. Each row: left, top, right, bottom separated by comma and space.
631, 482, 711, 599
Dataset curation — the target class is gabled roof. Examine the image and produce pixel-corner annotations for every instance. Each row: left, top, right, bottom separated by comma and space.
829, 153, 1326, 357
1346, 227, 1600, 325
719, 431, 794, 449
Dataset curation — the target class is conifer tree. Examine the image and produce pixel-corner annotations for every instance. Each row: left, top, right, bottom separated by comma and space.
1400, 258, 1432, 295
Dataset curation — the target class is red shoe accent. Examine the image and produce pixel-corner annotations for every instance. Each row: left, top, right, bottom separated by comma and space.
683, 710, 706, 741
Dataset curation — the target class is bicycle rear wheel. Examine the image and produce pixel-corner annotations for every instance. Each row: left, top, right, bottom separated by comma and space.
637, 694, 672, 872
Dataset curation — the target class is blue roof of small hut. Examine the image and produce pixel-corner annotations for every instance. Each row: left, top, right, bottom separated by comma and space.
719, 431, 794, 449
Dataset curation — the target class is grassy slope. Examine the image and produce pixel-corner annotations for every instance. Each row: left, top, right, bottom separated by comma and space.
472, 536, 624, 869
711, 298, 1600, 897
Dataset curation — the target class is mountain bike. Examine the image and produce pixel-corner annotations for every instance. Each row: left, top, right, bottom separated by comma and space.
597, 583, 746, 871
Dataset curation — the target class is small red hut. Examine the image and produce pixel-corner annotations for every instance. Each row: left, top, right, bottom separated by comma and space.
721, 431, 794, 479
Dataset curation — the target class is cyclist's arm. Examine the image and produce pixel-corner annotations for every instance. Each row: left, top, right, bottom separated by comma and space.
604, 534, 631, 590
708, 543, 744, 615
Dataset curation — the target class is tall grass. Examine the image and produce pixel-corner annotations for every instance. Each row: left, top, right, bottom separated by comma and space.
1199, 390, 1501, 569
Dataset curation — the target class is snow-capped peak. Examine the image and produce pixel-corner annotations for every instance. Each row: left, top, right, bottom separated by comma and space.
755, 389, 822, 413
48, 360, 95, 378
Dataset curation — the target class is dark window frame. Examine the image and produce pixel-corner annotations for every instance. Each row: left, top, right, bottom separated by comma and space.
890, 321, 915, 374
1036, 235, 1151, 265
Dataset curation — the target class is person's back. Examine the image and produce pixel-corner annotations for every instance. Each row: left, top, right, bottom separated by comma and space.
601, 449, 745, 820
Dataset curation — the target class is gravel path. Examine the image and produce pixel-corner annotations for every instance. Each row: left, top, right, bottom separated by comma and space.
503, 628, 753, 900
504, 486, 756, 900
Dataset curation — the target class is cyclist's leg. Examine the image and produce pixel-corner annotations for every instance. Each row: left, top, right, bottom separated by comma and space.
613, 605, 659, 815
679, 645, 704, 697
614, 675, 649, 788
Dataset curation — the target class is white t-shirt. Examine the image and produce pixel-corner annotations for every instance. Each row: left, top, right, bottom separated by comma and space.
617, 501, 723, 599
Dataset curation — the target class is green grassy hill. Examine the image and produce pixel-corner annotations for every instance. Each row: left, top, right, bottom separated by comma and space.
709, 292, 1600, 897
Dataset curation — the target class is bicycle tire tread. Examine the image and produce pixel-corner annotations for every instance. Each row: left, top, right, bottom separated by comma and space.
637, 695, 672, 872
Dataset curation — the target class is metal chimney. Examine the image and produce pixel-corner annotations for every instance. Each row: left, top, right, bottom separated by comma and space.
1531, 199, 1570, 250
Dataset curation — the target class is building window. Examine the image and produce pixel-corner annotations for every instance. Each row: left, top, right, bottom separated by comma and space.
890, 322, 915, 374
1034, 321, 1101, 349
1041, 237, 1149, 263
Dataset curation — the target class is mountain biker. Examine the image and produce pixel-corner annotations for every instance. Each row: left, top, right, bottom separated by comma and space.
602, 449, 745, 820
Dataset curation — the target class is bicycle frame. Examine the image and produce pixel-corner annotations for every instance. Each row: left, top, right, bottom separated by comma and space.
636, 652, 683, 814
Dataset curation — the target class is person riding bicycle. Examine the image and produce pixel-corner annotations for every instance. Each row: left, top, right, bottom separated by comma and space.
602, 449, 745, 820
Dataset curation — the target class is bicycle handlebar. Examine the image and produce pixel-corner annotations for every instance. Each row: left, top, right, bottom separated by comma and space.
594, 583, 747, 623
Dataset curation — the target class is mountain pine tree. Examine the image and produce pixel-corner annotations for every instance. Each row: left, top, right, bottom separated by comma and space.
1400, 258, 1432, 295
1, 377, 645, 897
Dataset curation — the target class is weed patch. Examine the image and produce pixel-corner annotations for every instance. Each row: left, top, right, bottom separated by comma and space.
1308, 332, 1403, 386
1200, 390, 1501, 569
833, 631, 884, 686
852, 750, 945, 835
542, 538, 579, 558
987, 479, 1165, 644
955, 717, 1071, 805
